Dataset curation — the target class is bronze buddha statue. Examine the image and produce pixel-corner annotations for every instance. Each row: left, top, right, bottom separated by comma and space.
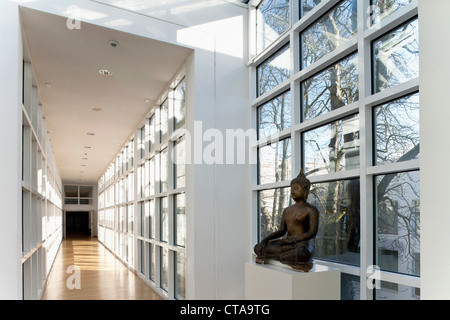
254, 170, 319, 272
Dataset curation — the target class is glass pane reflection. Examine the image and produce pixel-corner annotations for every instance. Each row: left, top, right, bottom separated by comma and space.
160, 99, 169, 142
376, 171, 420, 276
371, 0, 413, 23
257, 44, 291, 97
258, 138, 291, 185
300, 0, 323, 17
374, 93, 419, 165
258, 91, 291, 139
301, 0, 357, 69
258, 187, 292, 240
175, 193, 186, 247
303, 115, 360, 177
302, 53, 358, 121
309, 179, 361, 266
174, 137, 186, 189
175, 252, 186, 300
256, 0, 290, 53
373, 19, 419, 93
160, 197, 169, 243
376, 282, 420, 300
160, 247, 169, 292
174, 79, 186, 130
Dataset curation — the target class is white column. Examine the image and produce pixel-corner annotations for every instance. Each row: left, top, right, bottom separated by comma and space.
0, 0, 23, 300
419, 0, 450, 300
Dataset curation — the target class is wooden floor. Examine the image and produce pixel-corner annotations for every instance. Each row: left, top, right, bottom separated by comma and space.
42, 234, 163, 300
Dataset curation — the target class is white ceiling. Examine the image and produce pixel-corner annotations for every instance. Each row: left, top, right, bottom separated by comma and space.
20, 8, 193, 185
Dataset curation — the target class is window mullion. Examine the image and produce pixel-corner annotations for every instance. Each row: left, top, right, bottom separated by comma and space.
358, 0, 375, 301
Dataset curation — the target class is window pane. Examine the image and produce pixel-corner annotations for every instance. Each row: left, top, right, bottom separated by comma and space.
300, 0, 323, 17
258, 91, 291, 139
341, 273, 360, 300
174, 79, 186, 130
138, 240, 144, 274
128, 204, 134, 234
148, 243, 156, 282
160, 99, 169, 142
160, 148, 168, 193
64, 185, 78, 198
257, 44, 290, 97
146, 200, 155, 239
175, 193, 186, 247
148, 114, 155, 152
376, 282, 420, 300
371, 0, 413, 23
256, 0, 290, 53
79, 186, 92, 197
160, 247, 169, 292
137, 165, 143, 198
149, 156, 155, 196
174, 137, 186, 189
144, 160, 150, 197
258, 187, 292, 240
258, 138, 291, 185
302, 53, 358, 121
139, 125, 145, 159
374, 93, 419, 165
175, 252, 186, 300
160, 197, 169, 242
139, 201, 145, 237
301, 0, 357, 69
376, 171, 420, 276
303, 115, 360, 177
373, 19, 419, 93
309, 179, 361, 266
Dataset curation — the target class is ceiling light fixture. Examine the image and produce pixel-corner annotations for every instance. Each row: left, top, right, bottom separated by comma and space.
84, 146, 91, 149
87, 132, 95, 136
99, 69, 113, 76
92, 106, 102, 111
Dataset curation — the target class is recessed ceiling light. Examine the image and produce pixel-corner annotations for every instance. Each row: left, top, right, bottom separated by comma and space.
84, 146, 91, 149
92, 106, 102, 111
87, 132, 95, 136
45, 83, 52, 89
99, 69, 113, 76
145, 99, 151, 104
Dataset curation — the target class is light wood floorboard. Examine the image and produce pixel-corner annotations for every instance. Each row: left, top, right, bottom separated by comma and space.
42, 234, 162, 300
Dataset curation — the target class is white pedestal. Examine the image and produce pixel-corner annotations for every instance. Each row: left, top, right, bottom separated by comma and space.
245, 262, 340, 300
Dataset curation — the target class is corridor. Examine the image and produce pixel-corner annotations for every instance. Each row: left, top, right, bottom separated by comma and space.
42, 235, 162, 300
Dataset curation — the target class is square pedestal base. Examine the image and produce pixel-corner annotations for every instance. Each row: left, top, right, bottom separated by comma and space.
245, 262, 340, 300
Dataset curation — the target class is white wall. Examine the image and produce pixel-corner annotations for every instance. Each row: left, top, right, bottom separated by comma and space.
0, 0, 23, 300
419, 0, 450, 300
15, 0, 249, 299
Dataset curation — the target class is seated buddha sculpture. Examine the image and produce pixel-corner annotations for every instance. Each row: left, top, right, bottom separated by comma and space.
254, 170, 319, 272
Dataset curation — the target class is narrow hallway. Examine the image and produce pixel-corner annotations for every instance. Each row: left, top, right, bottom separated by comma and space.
42, 235, 162, 300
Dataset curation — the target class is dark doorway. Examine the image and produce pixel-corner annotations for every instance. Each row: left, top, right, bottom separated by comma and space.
66, 211, 90, 237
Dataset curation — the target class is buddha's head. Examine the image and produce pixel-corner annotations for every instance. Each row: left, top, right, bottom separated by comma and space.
290, 169, 311, 201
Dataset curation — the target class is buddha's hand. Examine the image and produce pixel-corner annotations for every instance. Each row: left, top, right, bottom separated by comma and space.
278, 238, 295, 245
254, 240, 267, 255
